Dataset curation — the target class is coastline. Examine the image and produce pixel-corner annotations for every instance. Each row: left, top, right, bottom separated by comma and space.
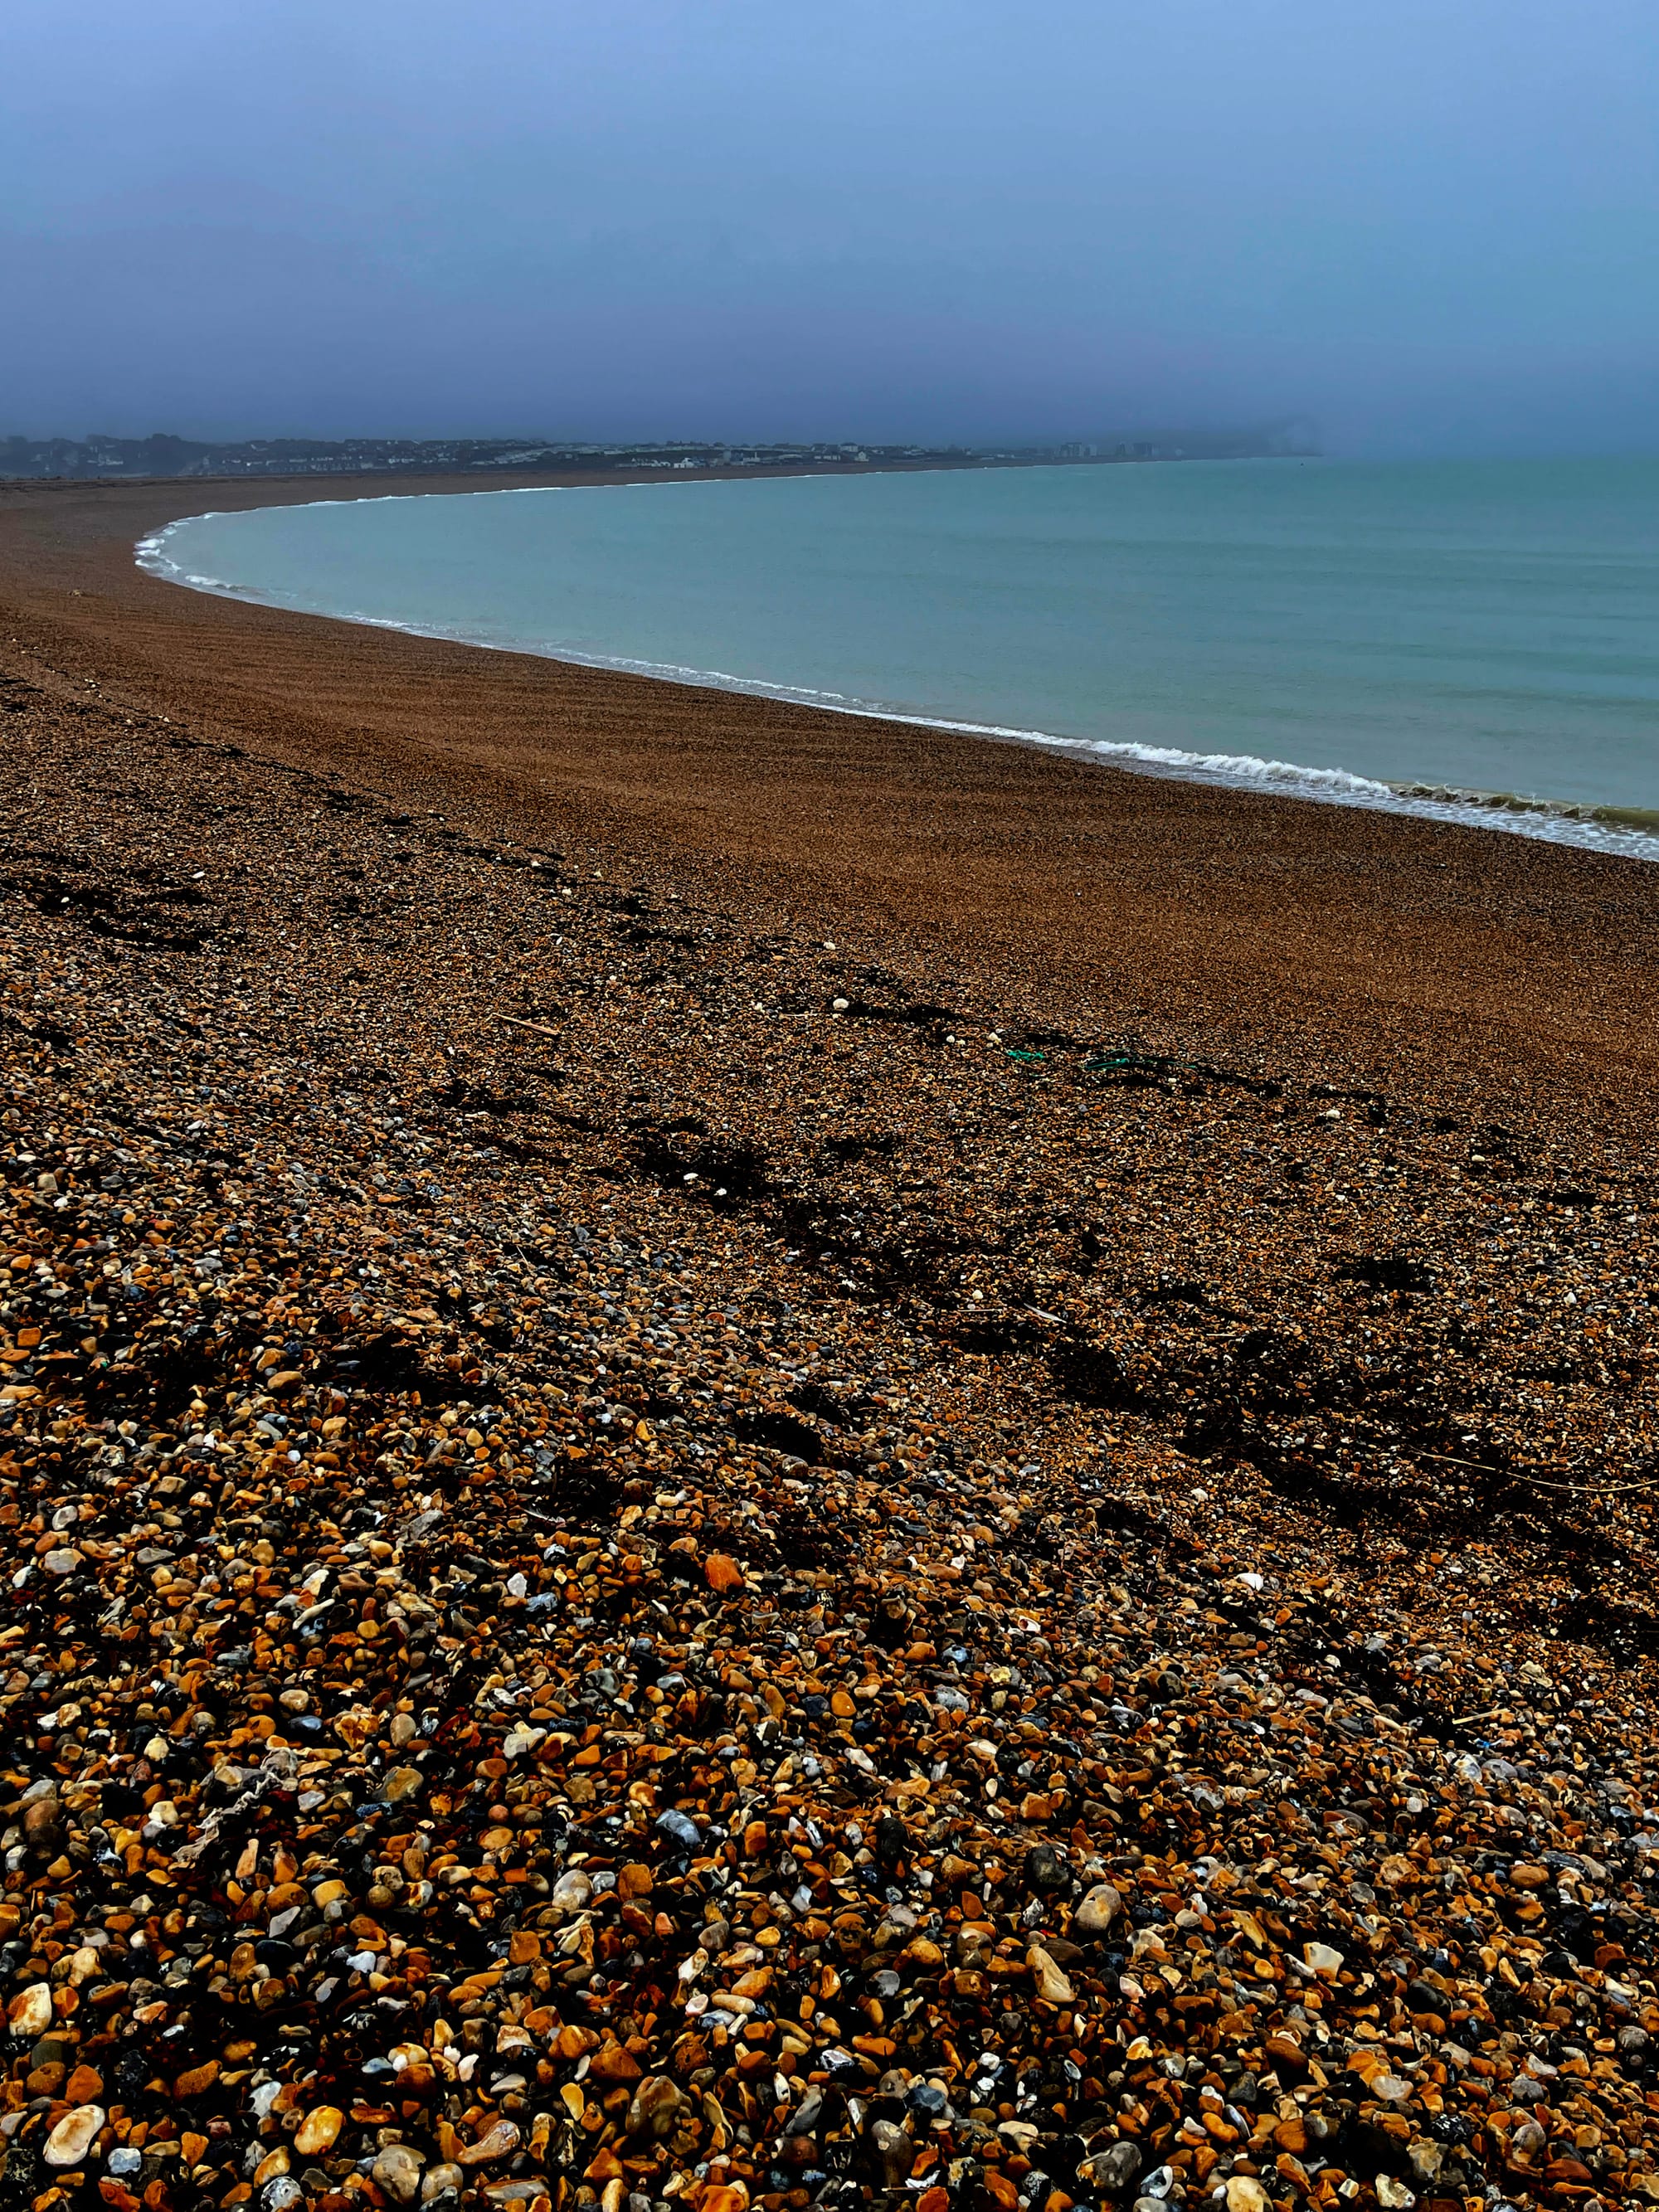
132, 478, 1659, 868
3, 469, 1659, 1135
6, 469, 1659, 2208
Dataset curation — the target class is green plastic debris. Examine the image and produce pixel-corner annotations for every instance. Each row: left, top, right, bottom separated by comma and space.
1005, 1048, 1048, 1065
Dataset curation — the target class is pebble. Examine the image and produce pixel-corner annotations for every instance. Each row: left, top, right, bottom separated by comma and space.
294, 2104, 344, 2156
41, 2104, 104, 2168
1224, 2180, 1271, 2212
1026, 1942, 1076, 2005
1074, 1879, 1122, 1934
374, 2144, 428, 2203
7, 1981, 52, 2037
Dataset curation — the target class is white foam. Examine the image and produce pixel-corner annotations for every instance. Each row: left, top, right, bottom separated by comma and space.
135, 503, 1659, 867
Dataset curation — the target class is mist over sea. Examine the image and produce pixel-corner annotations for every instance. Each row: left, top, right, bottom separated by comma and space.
140, 459, 1659, 858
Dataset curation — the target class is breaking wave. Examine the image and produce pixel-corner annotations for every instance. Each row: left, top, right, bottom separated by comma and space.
136, 506, 1659, 867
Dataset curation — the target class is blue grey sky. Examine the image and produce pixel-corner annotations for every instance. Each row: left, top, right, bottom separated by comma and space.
6, 0, 1657, 454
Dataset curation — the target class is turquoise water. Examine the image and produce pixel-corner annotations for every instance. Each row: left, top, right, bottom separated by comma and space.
139, 459, 1659, 858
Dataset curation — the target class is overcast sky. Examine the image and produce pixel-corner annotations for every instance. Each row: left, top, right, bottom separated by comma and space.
6, 0, 1658, 454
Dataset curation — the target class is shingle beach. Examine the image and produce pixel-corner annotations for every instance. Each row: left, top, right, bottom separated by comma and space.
4, 474, 1659, 2212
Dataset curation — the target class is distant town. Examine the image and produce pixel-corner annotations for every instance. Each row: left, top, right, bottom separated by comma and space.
0, 425, 1313, 483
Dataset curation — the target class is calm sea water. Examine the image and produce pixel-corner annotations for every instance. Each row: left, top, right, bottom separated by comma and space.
139, 459, 1659, 858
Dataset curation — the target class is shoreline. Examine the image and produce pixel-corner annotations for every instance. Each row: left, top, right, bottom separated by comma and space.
5, 470, 1659, 2208
3, 468, 1659, 1136
133, 476, 1659, 868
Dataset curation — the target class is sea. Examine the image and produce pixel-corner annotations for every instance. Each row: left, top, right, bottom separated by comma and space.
137, 457, 1659, 861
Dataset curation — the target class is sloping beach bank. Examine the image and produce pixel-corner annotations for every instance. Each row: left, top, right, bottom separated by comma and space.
4, 472, 1659, 1129
129, 463, 1659, 867
3, 474, 1659, 2212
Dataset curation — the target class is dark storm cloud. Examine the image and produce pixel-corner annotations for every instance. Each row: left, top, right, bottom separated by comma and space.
5, 0, 1658, 454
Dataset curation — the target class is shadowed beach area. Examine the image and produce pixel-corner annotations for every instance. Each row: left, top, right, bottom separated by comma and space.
4, 471, 1659, 2212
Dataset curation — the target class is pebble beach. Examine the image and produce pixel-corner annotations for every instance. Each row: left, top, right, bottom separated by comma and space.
3, 473, 1659, 2212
